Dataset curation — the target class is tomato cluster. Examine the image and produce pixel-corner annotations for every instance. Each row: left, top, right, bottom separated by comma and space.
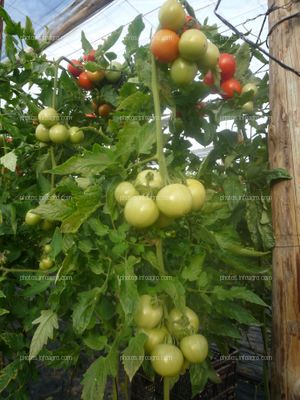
134, 295, 208, 377
67, 49, 122, 91
114, 169, 206, 229
35, 107, 84, 144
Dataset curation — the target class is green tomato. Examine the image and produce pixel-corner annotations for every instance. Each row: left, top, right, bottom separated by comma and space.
38, 107, 59, 127
135, 170, 163, 192
134, 295, 163, 329
69, 126, 84, 144
25, 210, 41, 226
156, 183, 193, 218
35, 124, 50, 142
186, 179, 206, 211
241, 83, 258, 97
180, 334, 208, 363
41, 220, 54, 231
151, 344, 184, 377
49, 124, 69, 144
141, 327, 168, 354
169, 117, 184, 134
124, 196, 159, 228
170, 58, 198, 86
199, 41, 220, 69
167, 307, 200, 339
44, 244, 52, 254
39, 257, 54, 270
179, 29, 208, 62
159, 0, 186, 32
242, 101, 254, 113
105, 61, 122, 82
114, 182, 139, 206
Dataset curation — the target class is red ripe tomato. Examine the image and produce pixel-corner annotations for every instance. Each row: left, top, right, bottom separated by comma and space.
78, 72, 94, 90
85, 113, 97, 118
67, 59, 82, 77
183, 15, 201, 32
218, 53, 236, 80
83, 49, 96, 61
5, 136, 13, 143
221, 78, 242, 99
150, 29, 180, 63
203, 70, 214, 86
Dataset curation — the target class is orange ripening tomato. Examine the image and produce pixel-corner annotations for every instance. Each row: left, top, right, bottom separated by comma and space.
78, 72, 94, 90
98, 104, 112, 117
221, 78, 242, 99
150, 29, 180, 63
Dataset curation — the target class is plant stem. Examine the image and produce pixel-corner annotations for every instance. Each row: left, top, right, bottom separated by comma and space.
151, 54, 169, 185
164, 377, 170, 400
52, 61, 59, 110
49, 146, 56, 189
0, 267, 50, 273
156, 239, 166, 276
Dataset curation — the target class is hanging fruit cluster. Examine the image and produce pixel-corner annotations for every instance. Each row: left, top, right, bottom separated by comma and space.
114, 170, 206, 229
133, 295, 209, 377
151, 0, 258, 112
35, 107, 84, 144
67, 49, 122, 90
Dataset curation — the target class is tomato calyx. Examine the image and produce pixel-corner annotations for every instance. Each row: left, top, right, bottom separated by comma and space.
182, 15, 201, 32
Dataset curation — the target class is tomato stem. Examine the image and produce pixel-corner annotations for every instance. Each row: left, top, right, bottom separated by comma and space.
151, 54, 169, 185
49, 146, 56, 189
156, 239, 166, 275
163, 377, 170, 400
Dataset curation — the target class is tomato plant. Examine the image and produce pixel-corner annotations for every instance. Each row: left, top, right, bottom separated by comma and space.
0, 2, 274, 399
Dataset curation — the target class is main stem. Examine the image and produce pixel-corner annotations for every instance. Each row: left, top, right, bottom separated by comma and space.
151, 54, 169, 186
49, 146, 56, 189
164, 377, 170, 400
156, 239, 166, 276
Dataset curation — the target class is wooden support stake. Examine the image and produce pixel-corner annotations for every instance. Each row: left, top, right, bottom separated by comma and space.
268, 1, 300, 398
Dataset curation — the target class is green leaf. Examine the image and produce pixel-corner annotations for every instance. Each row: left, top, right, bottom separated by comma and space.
264, 168, 291, 185
122, 333, 147, 381
24, 16, 39, 50
216, 302, 259, 325
235, 43, 251, 81
190, 363, 209, 397
213, 286, 267, 307
182, 252, 205, 281
222, 175, 244, 210
214, 232, 269, 257
29, 310, 58, 360
51, 227, 63, 257
0, 151, 17, 172
0, 360, 20, 393
83, 333, 107, 351
22, 280, 52, 297
100, 26, 123, 53
81, 31, 93, 54
72, 288, 102, 335
0, 333, 25, 351
208, 319, 241, 339
0, 309, 9, 316
50, 147, 116, 176
5, 35, 17, 63
123, 14, 145, 56
157, 278, 186, 309
82, 350, 118, 400
119, 256, 140, 318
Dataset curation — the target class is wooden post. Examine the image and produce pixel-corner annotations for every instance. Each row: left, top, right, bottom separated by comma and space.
268, 1, 300, 399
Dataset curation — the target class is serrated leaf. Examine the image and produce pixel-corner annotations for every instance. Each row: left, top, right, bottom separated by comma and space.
29, 310, 58, 360
50, 147, 116, 176
122, 333, 147, 381
81, 31, 93, 54
0, 333, 25, 350
216, 302, 259, 325
100, 26, 123, 53
0, 360, 20, 393
0, 151, 17, 172
72, 288, 102, 335
82, 350, 118, 400
119, 256, 139, 318
190, 363, 209, 397
157, 278, 185, 309
182, 253, 205, 281
123, 14, 145, 56
83, 333, 107, 351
